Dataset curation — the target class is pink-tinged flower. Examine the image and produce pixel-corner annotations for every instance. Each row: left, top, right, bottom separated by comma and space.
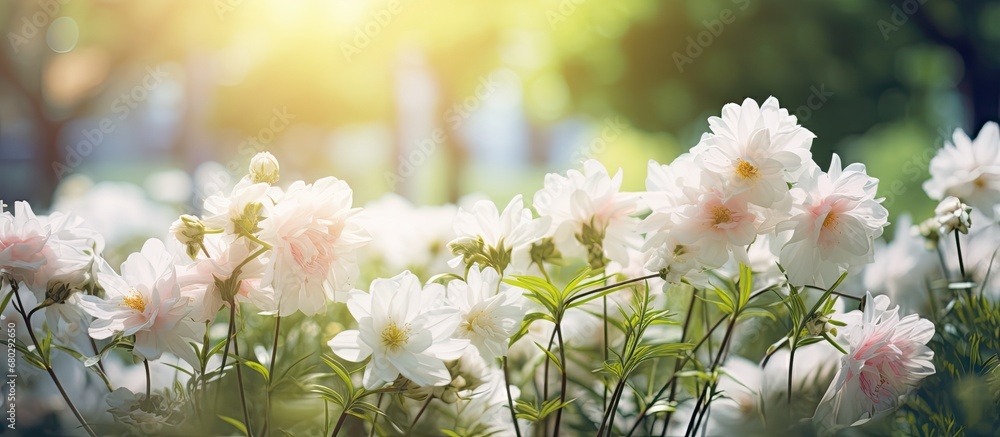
696, 97, 815, 207
176, 235, 275, 322
0, 201, 105, 297
79, 239, 204, 366
532, 159, 641, 267
259, 177, 370, 317
642, 165, 759, 270
328, 271, 469, 389
776, 155, 888, 287
813, 292, 935, 432
923, 122, 1000, 217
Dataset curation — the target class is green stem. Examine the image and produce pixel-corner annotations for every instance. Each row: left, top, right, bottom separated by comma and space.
8, 279, 97, 437
502, 357, 523, 437
407, 396, 434, 434
263, 316, 281, 436
144, 359, 152, 402
565, 273, 660, 306
232, 310, 255, 437
552, 323, 568, 437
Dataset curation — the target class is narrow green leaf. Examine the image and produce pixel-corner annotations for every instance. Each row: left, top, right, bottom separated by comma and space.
217, 415, 249, 436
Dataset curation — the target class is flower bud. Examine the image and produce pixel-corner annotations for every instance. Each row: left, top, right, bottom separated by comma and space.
934, 196, 972, 235
249, 152, 280, 185
170, 214, 207, 260
912, 218, 940, 250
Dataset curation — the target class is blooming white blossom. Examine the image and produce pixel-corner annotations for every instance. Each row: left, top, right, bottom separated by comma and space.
106, 387, 186, 435
640, 157, 759, 273
449, 195, 549, 274
923, 122, 1000, 217
863, 215, 940, 315
446, 268, 527, 362
696, 96, 815, 207
0, 201, 104, 294
259, 176, 370, 317
776, 155, 889, 287
813, 292, 935, 431
79, 239, 204, 366
328, 271, 469, 389
176, 235, 275, 322
532, 160, 641, 267
201, 177, 273, 238
360, 193, 459, 274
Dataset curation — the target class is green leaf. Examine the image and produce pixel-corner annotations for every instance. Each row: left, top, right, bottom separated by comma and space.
217, 415, 248, 436
737, 263, 753, 310
534, 342, 563, 374
708, 287, 735, 314
244, 360, 270, 384
0, 289, 14, 316
737, 307, 776, 322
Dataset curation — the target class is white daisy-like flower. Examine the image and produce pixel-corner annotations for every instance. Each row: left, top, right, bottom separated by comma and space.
259, 176, 370, 317
813, 292, 935, 432
533, 159, 641, 268
328, 271, 469, 389
697, 96, 815, 207
78, 239, 204, 366
445, 268, 527, 362
776, 155, 889, 287
923, 122, 1000, 217
448, 195, 550, 274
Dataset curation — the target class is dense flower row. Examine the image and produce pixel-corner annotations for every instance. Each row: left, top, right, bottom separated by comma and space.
2, 97, 996, 436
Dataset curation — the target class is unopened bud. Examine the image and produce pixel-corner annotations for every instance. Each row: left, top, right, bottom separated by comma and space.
912, 218, 940, 250
934, 196, 972, 235
249, 152, 280, 185
170, 214, 207, 260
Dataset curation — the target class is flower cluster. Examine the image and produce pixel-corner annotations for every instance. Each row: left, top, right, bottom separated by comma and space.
7, 97, 987, 437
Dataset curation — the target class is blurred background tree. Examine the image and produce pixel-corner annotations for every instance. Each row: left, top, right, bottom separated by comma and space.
1, 0, 998, 225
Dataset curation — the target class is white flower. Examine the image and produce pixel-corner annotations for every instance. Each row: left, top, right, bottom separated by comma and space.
449, 195, 550, 274
328, 271, 469, 389
79, 239, 204, 366
863, 215, 940, 315
813, 292, 935, 432
201, 177, 272, 238
697, 96, 815, 207
776, 155, 889, 287
176, 235, 275, 322
532, 160, 641, 267
641, 159, 759, 270
446, 268, 527, 362
249, 151, 280, 185
259, 176, 370, 317
667, 175, 759, 268
923, 122, 1000, 217
0, 201, 104, 294
106, 387, 186, 435
934, 196, 972, 235
360, 194, 459, 274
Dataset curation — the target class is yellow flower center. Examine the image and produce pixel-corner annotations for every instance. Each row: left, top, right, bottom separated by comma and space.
381, 321, 410, 352
712, 206, 733, 225
121, 289, 146, 312
734, 159, 759, 180
823, 212, 838, 230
